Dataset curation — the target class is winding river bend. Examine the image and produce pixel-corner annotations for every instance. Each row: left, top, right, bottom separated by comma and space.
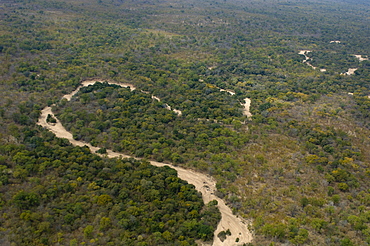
37, 80, 253, 246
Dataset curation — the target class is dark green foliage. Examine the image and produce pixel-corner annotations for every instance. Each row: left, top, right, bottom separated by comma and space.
12, 191, 40, 209
0, 129, 217, 245
96, 147, 107, 154
218, 229, 231, 242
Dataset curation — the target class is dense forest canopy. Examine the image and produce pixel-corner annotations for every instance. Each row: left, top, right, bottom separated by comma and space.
0, 0, 370, 245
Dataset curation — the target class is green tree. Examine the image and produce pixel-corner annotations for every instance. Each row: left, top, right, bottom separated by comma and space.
83, 225, 94, 239
13, 191, 40, 209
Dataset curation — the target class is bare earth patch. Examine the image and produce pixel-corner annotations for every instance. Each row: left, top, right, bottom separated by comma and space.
354, 54, 368, 62
341, 68, 358, 76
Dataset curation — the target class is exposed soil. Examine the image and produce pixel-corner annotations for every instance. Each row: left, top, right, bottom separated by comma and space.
219, 88, 235, 96
354, 55, 368, 62
241, 98, 253, 118
342, 68, 358, 75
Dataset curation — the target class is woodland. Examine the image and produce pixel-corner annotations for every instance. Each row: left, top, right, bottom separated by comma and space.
1, 0, 370, 245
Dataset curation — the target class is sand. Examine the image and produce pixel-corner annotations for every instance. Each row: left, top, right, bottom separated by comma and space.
354, 55, 368, 62
241, 98, 253, 118
341, 68, 358, 76
219, 89, 236, 96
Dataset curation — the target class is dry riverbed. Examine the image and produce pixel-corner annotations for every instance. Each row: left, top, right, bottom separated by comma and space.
299, 50, 369, 75
38, 80, 253, 246
298, 50, 326, 72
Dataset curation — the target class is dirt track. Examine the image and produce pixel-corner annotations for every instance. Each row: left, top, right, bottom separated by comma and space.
37, 80, 253, 245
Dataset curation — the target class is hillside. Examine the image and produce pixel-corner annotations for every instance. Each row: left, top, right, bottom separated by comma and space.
0, 0, 370, 245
